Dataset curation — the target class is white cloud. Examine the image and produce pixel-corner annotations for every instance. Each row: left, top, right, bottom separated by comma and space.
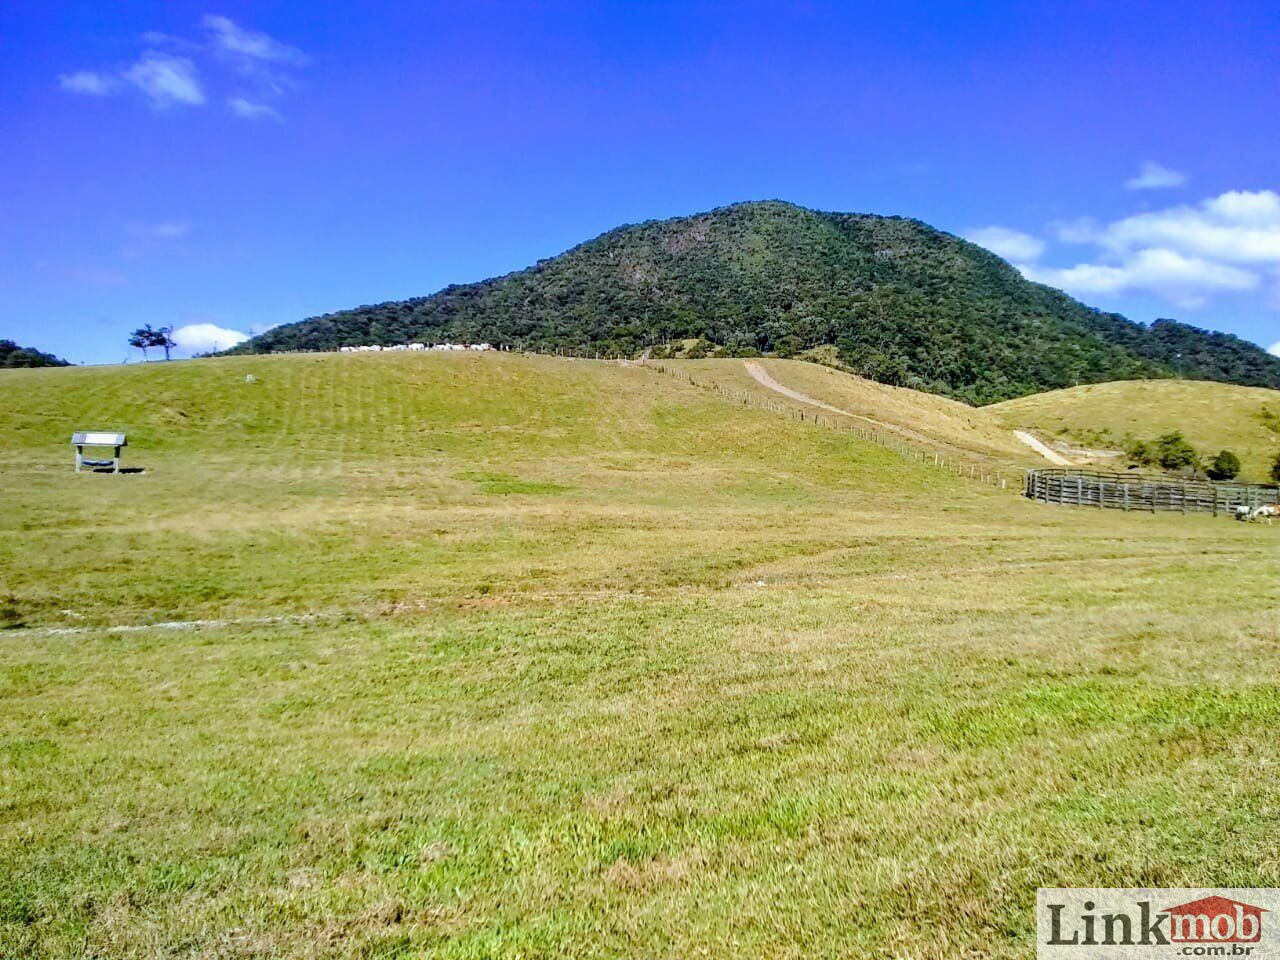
1205, 190, 1280, 223
1125, 162, 1187, 191
171, 323, 249, 354
59, 18, 305, 116
1099, 190, 1280, 265
1024, 189, 1280, 311
1020, 248, 1258, 309
203, 15, 309, 65
123, 53, 204, 107
228, 97, 283, 121
965, 226, 1045, 262
1269, 341, 1280, 357
59, 71, 118, 96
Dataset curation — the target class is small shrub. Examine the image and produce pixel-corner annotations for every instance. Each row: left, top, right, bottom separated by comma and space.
1154, 431, 1199, 472
1206, 449, 1241, 481
1271, 450, 1280, 484
1124, 437, 1155, 467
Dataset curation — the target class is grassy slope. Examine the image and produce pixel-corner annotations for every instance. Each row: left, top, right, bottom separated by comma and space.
992, 379, 1280, 480
3, 353, 1280, 959
670, 358, 1035, 467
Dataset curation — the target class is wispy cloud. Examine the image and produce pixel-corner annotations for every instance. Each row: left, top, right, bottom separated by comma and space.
1097, 190, 1280, 264
124, 53, 204, 108
203, 15, 309, 66
58, 71, 118, 96
1019, 189, 1280, 314
1124, 162, 1188, 191
965, 226, 1044, 262
228, 97, 283, 121
58, 15, 305, 117
1020, 249, 1257, 310
1050, 217, 1101, 244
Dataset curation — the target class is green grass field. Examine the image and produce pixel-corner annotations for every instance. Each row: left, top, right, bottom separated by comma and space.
672, 358, 1036, 468
992, 378, 1280, 480
3, 353, 1280, 958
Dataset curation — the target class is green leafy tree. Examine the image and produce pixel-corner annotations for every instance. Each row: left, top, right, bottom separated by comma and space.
128, 325, 157, 360
773, 335, 804, 359
128, 324, 178, 361
1206, 449, 1241, 481
1154, 431, 1200, 472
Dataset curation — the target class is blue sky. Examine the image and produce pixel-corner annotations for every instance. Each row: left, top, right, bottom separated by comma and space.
3, 1, 1279, 363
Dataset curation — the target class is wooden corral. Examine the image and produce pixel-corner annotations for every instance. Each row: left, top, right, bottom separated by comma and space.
1025, 468, 1279, 516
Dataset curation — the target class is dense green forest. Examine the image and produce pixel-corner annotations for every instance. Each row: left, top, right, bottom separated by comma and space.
0, 340, 69, 368
228, 201, 1280, 404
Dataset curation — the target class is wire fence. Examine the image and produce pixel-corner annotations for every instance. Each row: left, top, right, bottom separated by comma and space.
1024, 468, 1279, 516
642, 360, 1022, 492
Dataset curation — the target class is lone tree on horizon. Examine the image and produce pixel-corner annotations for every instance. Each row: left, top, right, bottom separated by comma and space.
155, 325, 176, 361
128, 324, 177, 361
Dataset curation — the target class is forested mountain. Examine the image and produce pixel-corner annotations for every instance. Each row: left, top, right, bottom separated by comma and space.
0, 340, 69, 368
228, 201, 1280, 403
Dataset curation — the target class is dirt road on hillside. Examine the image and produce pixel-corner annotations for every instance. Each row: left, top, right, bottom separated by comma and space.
1011, 430, 1073, 465
742, 360, 1072, 465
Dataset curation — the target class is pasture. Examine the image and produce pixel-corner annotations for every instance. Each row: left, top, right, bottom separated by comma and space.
3, 352, 1280, 959
992, 378, 1280, 480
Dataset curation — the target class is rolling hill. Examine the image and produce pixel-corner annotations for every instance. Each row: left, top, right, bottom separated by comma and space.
5, 351, 1280, 958
992, 379, 1280, 481
673, 357, 1037, 467
227, 200, 1280, 403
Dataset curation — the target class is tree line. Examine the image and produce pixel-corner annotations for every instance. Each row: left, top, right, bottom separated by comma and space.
223, 201, 1280, 404
1124, 431, 1280, 483
0, 340, 69, 368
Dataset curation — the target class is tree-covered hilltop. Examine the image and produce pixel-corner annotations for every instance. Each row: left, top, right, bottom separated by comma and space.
0, 339, 69, 368
228, 201, 1280, 404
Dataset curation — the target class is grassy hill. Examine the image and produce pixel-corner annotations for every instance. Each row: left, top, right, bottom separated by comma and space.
992, 379, 1280, 480
226, 201, 1280, 403
4, 353, 1280, 958
671, 357, 1037, 467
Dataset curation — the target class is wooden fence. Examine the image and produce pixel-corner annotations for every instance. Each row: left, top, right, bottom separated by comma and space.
1024, 468, 1279, 516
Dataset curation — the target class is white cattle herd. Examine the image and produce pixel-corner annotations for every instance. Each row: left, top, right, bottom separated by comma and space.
338, 342, 495, 353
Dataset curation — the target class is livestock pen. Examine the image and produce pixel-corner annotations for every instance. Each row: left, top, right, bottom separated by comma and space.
1025, 468, 1279, 516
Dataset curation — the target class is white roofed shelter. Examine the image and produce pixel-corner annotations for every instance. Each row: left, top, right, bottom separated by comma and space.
72, 432, 127, 473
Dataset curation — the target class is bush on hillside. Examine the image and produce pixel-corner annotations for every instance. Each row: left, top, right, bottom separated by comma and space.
1206, 449, 1241, 481
1124, 436, 1157, 468
1272, 451, 1280, 484
1154, 431, 1200, 472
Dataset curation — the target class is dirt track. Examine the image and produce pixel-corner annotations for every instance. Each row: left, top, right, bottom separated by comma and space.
743, 360, 1070, 465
